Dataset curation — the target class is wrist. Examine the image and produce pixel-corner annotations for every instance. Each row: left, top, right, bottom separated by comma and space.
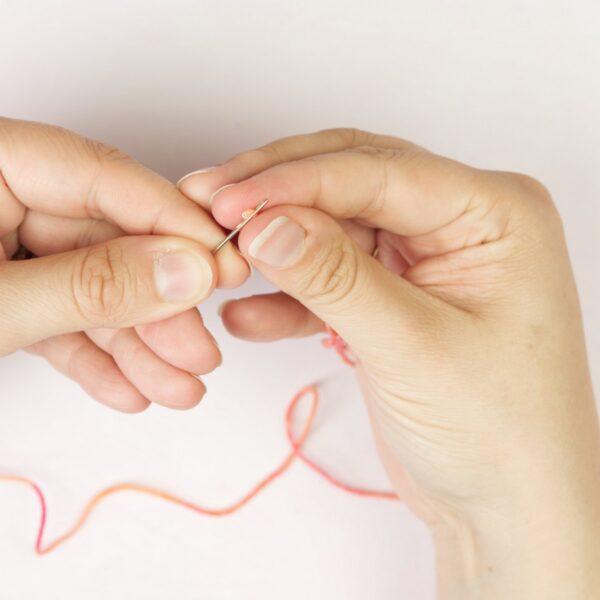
430, 448, 600, 599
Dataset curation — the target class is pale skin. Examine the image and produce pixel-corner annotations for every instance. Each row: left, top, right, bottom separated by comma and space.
0, 117, 249, 411
2, 121, 599, 598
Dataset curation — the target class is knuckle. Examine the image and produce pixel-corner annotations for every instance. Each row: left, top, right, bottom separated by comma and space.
349, 146, 401, 218
352, 144, 422, 168
300, 237, 359, 306
88, 140, 131, 166
72, 244, 133, 325
501, 171, 562, 226
232, 147, 282, 169
85, 141, 134, 216
510, 172, 553, 204
255, 143, 285, 162
478, 171, 565, 257
321, 127, 375, 148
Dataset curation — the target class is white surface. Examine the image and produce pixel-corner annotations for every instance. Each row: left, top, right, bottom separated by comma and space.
0, 1, 599, 598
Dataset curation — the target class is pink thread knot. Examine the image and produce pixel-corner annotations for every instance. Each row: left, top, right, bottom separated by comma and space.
322, 325, 356, 366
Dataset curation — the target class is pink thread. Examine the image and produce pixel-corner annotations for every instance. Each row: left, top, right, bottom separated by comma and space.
322, 325, 356, 366
0, 330, 396, 554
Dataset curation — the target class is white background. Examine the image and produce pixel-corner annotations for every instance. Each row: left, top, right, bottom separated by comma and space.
1, 1, 599, 598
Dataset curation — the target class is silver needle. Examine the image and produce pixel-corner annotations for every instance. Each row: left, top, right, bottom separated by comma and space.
211, 199, 269, 254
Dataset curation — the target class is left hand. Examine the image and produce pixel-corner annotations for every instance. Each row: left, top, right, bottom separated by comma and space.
0, 118, 249, 412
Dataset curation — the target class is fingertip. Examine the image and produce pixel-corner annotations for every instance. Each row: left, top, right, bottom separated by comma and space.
219, 293, 323, 341
214, 246, 251, 288
153, 242, 216, 304
210, 166, 296, 230
114, 395, 151, 414
236, 206, 306, 258
184, 335, 221, 376
87, 326, 207, 411
217, 300, 230, 318
29, 332, 152, 414
177, 168, 226, 209
220, 301, 261, 340
84, 364, 150, 414
135, 310, 222, 376
210, 182, 261, 230
164, 375, 206, 410
177, 166, 218, 185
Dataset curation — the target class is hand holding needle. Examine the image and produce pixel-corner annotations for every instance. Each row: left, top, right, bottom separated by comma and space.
212, 199, 269, 254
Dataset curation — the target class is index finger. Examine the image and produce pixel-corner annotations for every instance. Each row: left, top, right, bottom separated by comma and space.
177, 127, 406, 208
0, 117, 248, 288
210, 141, 493, 239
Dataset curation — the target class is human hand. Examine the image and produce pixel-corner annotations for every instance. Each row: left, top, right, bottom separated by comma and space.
179, 129, 600, 598
0, 118, 249, 412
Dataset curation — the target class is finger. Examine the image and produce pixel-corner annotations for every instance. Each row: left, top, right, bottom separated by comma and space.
0, 235, 215, 356
86, 328, 205, 410
27, 333, 150, 413
1, 231, 19, 259
219, 215, 378, 343
0, 170, 25, 237
177, 128, 406, 208
21, 214, 222, 373
19, 211, 123, 256
211, 146, 513, 252
220, 292, 323, 342
338, 218, 377, 254
375, 230, 411, 276
136, 309, 221, 375
237, 206, 459, 366
0, 117, 248, 288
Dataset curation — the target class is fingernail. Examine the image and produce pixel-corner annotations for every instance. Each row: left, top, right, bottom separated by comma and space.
248, 216, 306, 268
154, 251, 213, 302
209, 183, 236, 205
176, 167, 217, 187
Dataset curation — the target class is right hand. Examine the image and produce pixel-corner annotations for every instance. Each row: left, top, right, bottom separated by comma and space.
180, 128, 600, 598
0, 117, 249, 412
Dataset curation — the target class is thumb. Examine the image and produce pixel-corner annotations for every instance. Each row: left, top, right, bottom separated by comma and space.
237, 207, 444, 366
0, 235, 215, 355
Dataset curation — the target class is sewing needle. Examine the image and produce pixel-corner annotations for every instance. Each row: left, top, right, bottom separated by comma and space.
212, 199, 269, 254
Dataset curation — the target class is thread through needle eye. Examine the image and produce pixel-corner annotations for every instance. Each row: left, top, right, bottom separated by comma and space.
212, 199, 269, 254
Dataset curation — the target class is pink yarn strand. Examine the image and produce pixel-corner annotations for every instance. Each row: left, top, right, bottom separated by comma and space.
0, 329, 397, 554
